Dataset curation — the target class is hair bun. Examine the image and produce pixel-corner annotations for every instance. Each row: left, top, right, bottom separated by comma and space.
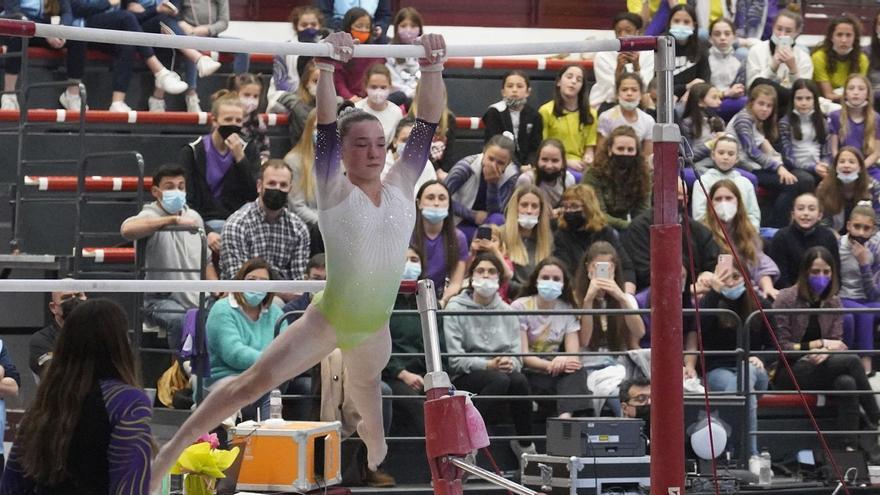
502, 131, 515, 141
857, 200, 872, 207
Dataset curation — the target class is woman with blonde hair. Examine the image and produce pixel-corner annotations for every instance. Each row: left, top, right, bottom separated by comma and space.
285, 109, 322, 253
502, 185, 554, 298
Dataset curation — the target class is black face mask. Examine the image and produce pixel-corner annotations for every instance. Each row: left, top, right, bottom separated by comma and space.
563, 211, 586, 230
297, 27, 320, 43
610, 154, 640, 169
633, 404, 651, 434
851, 235, 871, 246
59, 297, 83, 320
217, 125, 241, 140
539, 168, 563, 183
262, 188, 287, 211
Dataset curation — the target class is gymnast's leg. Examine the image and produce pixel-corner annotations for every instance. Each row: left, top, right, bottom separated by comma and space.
340, 325, 393, 471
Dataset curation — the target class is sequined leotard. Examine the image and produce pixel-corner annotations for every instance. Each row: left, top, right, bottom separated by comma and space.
312, 118, 437, 349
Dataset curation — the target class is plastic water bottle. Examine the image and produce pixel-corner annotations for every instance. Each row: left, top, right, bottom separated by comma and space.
269, 389, 283, 420
758, 450, 772, 485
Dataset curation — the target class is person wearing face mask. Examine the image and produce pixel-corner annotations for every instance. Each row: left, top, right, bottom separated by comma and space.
590, 12, 654, 110
779, 79, 832, 182
817, 147, 880, 234
355, 64, 404, 143
443, 253, 536, 463
121, 164, 219, 351
620, 377, 650, 427
581, 126, 651, 231
686, 263, 771, 457
28, 287, 87, 381
319, 0, 391, 40
665, 4, 710, 99
180, 91, 260, 255
812, 15, 869, 105
227, 73, 270, 164
769, 193, 840, 289
597, 74, 655, 159
746, 9, 813, 114
383, 118, 437, 194
412, 180, 468, 306
773, 246, 880, 451
690, 135, 761, 230
285, 110, 326, 255
326, 7, 385, 102
512, 258, 590, 419
483, 71, 544, 167
385, 7, 423, 107
219, 160, 310, 290
501, 185, 555, 298
282, 62, 321, 151
828, 74, 880, 181
268, 6, 326, 114
515, 140, 576, 212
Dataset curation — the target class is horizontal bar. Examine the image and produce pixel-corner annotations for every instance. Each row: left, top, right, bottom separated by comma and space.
0, 279, 326, 292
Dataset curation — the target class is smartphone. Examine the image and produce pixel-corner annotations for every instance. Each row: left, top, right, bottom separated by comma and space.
595, 261, 611, 280
717, 254, 733, 271
476, 226, 492, 241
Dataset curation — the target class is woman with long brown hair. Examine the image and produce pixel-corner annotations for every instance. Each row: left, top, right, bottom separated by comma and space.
1, 299, 153, 494
816, 147, 880, 233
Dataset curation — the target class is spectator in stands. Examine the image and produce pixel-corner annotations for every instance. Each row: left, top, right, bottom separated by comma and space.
812, 15, 868, 105
596, 73, 654, 160
206, 257, 284, 420
2, 299, 152, 492
0, 337, 19, 475
268, 6, 324, 113
553, 184, 636, 294
229, 73, 270, 163
665, 5, 710, 99
181, 91, 260, 252
121, 164, 218, 350
285, 110, 323, 254
412, 180, 467, 307
483, 71, 543, 168
445, 133, 519, 240
501, 185, 554, 298
220, 159, 310, 285
727, 83, 814, 227
443, 252, 535, 459
778, 79, 831, 182
581, 126, 651, 231
408, 84, 456, 176
745, 9, 811, 115
817, 147, 880, 234
772, 246, 880, 450
281, 61, 319, 146
575, 241, 645, 415
513, 257, 590, 418
385, 7, 422, 106
623, 178, 719, 291
66, 0, 190, 111
327, 7, 385, 101
619, 377, 650, 424
589, 12, 654, 111
870, 12, 880, 96
829, 74, 880, 181
702, 179, 779, 298
837, 204, 880, 374
540, 65, 597, 173
355, 64, 404, 142
515, 139, 576, 210
281, 253, 326, 325
630, 0, 682, 36
28, 288, 86, 380
687, 262, 770, 457
177, 0, 249, 112
467, 224, 515, 302
769, 193, 840, 290
383, 117, 436, 193
691, 134, 761, 230
319, 0, 391, 40
0, 0, 86, 111
679, 82, 725, 172
707, 17, 747, 120
129, 0, 222, 112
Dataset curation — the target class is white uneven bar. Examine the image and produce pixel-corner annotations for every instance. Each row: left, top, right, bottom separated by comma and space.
33, 23, 624, 57
0, 279, 326, 292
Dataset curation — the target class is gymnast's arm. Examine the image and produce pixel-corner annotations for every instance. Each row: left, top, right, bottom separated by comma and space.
314, 33, 349, 186
396, 35, 445, 180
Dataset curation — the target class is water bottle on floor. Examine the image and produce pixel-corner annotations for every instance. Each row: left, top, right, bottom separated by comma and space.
758, 449, 772, 485
269, 389, 283, 420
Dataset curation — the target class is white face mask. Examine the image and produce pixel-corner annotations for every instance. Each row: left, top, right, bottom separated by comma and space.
240, 96, 258, 114
472, 277, 500, 298
307, 83, 317, 97
846, 100, 868, 109
517, 214, 539, 229
714, 200, 738, 222
837, 170, 860, 184
367, 88, 389, 105
619, 99, 639, 111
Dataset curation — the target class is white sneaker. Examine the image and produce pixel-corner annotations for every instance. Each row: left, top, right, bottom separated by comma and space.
108, 100, 132, 113
1, 94, 19, 110
59, 90, 84, 111
155, 68, 188, 95
185, 92, 202, 113
147, 96, 166, 112
196, 56, 221, 77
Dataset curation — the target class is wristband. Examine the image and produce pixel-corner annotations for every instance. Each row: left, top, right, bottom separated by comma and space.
315, 62, 335, 73
419, 63, 445, 72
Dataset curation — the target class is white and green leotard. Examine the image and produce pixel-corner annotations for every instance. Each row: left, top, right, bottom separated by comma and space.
312, 118, 437, 349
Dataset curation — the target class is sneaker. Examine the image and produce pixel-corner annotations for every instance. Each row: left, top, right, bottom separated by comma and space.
509, 441, 537, 465
196, 56, 221, 77
185, 92, 202, 113
155, 68, 188, 95
147, 96, 166, 112
108, 100, 132, 113
59, 90, 84, 111
1, 94, 19, 110
361, 463, 396, 488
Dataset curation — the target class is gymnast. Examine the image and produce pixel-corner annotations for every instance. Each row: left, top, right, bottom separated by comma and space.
150, 31, 447, 488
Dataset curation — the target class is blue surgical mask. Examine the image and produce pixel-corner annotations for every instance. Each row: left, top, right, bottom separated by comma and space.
402, 261, 421, 280
837, 170, 859, 184
719, 282, 745, 300
421, 207, 448, 224
536, 280, 563, 301
161, 189, 186, 214
669, 24, 694, 42
243, 291, 266, 307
